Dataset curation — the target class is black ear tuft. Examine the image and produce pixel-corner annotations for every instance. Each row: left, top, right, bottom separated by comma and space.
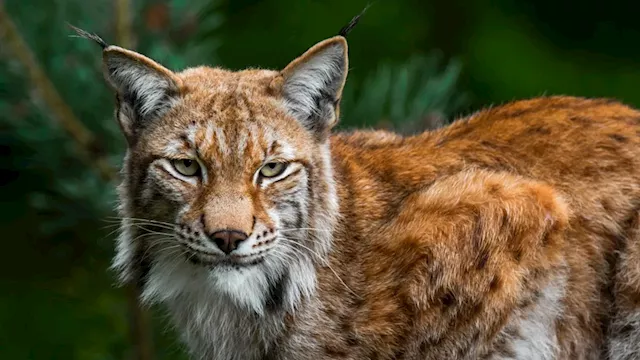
338, 4, 371, 37
67, 23, 108, 49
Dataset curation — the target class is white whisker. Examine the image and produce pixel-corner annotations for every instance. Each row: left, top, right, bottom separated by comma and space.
106, 216, 177, 228
278, 227, 331, 233
286, 241, 360, 299
131, 224, 174, 236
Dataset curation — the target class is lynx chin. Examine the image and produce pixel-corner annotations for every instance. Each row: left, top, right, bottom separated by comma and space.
75, 23, 640, 360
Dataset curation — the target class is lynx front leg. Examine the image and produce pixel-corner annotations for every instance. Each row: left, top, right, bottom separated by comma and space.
608, 210, 640, 360
371, 170, 571, 359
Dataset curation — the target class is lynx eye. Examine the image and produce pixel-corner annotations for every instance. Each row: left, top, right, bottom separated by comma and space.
172, 159, 200, 176
259, 162, 287, 178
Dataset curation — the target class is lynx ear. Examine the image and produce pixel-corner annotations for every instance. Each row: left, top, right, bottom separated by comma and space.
102, 47, 182, 142
279, 36, 348, 140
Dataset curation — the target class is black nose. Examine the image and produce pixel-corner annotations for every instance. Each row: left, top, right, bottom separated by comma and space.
209, 230, 248, 254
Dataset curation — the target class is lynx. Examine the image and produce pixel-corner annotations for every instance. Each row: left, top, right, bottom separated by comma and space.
74, 23, 640, 359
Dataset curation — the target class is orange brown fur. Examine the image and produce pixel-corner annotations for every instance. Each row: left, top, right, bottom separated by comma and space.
83, 27, 640, 359
311, 96, 640, 359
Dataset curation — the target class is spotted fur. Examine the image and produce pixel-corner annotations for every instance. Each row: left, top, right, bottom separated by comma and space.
82, 31, 640, 359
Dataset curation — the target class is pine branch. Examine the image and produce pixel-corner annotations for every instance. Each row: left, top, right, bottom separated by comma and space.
1, 4, 153, 360
341, 54, 467, 134
0, 3, 114, 182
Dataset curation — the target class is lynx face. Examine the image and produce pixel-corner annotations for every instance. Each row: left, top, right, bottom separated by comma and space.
108, 38, 347, 314
141, 86, 314, 270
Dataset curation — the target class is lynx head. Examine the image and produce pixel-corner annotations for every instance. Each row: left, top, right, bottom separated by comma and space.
87, 32, 348, 314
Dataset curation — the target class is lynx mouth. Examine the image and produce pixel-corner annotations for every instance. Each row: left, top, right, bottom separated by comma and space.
183, 249, 266, 269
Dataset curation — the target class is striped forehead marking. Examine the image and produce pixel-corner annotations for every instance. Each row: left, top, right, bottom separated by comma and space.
215, 127, 229, 156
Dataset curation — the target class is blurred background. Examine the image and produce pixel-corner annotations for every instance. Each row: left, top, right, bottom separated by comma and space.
2, 0, 640, 358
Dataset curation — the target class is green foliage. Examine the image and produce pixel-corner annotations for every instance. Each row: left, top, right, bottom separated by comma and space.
0, 1, 463, 359
341, 53, 466, 132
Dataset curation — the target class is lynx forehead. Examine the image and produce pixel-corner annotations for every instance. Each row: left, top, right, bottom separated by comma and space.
74, 21, 640, 360
144, 67, 315, 168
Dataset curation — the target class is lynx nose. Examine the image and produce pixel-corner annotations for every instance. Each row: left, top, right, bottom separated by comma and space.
209, 230, 248, 254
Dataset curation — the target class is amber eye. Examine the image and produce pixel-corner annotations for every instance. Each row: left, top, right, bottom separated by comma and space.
259, 162, 287, 178
172, 159, 200, 176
